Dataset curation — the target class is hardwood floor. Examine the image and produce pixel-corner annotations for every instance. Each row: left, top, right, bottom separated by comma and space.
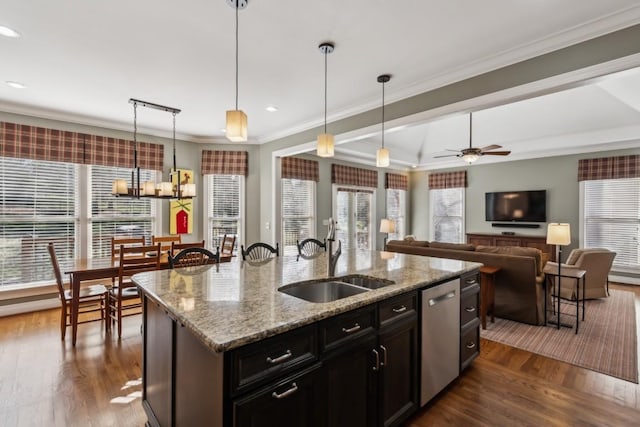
0, 284, 638, 426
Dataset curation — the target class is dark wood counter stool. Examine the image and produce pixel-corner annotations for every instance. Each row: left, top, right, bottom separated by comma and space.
479, 266, 500, 329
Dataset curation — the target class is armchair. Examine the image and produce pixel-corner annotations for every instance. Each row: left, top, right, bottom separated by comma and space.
544, 248, 616, 300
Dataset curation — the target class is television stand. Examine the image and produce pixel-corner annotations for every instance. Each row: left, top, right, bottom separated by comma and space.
466, 232, 556, 262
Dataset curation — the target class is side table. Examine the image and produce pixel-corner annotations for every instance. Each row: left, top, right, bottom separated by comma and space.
479, 266, 500, 330
543, 266, 586, 334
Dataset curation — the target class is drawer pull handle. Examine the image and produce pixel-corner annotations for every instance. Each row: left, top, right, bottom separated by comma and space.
465, 307, 476, 313
342, 323, 361, 334
266, 349, 292, 364
466, 278, 478, 285
372, 349, 380, 371
272, 383, 298, 399
466, 342, 476, 349
392, 306, 407, 313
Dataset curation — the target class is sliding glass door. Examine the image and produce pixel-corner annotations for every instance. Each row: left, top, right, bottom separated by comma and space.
333, 186, 375, 250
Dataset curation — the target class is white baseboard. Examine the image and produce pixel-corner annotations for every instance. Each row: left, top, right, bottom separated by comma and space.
610, 275, 640, 286
0, 298, 59, 317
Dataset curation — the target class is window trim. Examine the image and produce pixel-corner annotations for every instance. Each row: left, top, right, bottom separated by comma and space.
332, 184, 377, 250
281, 178, 316, 256
385, 188, 406, 241
429, 187, 466, 243
203, 173, 246, 251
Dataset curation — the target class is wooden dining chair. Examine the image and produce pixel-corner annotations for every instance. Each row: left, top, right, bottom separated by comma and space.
241, 242, 279, 261
169, 247, 220, 269
108, 243, 161, 338
220, 234, 236, 257
47, 243, 109, 341
170, 240, 205, 257
111, 236, 146, 261
297, 238, 327, 256
152, 235, 182, 255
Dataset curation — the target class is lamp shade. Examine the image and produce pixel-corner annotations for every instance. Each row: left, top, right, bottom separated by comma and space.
376, 147, 390, 168
380, 218, 396, 234
226, 110, 248, 142
317, 133, 335, 157
462, 152, 480, 164
546, 223, 571, 245
112, 179, 128, 195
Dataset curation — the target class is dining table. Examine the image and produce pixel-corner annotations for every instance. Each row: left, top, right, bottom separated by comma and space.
63, 252, 233, 345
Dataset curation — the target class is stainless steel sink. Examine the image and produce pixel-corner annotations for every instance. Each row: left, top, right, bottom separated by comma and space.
336, 274, 395, 290
279, 280, 370, 303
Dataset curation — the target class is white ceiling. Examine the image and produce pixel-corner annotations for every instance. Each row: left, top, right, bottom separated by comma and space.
2, 0, 640, 168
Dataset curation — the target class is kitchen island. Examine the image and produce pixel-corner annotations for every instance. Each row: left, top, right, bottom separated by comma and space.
133, 250, 481, 427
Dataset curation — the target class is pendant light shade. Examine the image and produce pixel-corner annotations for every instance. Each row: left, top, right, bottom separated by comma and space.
376, 147, 390, 167
317, 42, 335, 157
317, 133, 335, 157
226, 110, 248, 142
226, 0, 248, 142
376, 74, 391, 168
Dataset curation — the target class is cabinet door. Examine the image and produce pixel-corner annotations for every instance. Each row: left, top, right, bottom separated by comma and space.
324, 335, 377, 427
233, 364, 323, 427
378, 316, 419, 427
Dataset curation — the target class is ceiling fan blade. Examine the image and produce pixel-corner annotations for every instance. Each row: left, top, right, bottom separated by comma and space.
445, 149, 462, 153
479, 144, 502, 152
434, 154, 460, 158
483, 151, 511, 156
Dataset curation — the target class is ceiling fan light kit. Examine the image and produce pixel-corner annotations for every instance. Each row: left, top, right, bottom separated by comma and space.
376, 74, 391, 168
317, 42, 335, 157
225, 0, 248, 142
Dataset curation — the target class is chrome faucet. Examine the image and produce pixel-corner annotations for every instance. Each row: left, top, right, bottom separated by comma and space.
326, 217, 341, 276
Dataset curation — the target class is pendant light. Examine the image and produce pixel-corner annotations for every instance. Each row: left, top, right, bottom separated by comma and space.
317, 42, 335, 157
112, 98, 195, 199
225, 0, 248, 142
376, 74, 391, 168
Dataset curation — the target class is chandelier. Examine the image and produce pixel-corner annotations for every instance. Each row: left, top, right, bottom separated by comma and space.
112, 98, 196, 199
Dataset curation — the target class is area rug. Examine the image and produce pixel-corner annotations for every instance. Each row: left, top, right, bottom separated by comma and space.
480, 289, 638, 383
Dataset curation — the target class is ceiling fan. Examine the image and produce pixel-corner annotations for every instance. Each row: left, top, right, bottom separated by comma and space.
435, 113, 511, 163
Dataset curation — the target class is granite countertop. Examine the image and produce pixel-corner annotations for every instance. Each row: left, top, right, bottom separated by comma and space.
133, 249, 481, 353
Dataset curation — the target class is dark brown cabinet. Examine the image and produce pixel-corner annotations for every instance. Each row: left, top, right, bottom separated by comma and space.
459, 271, 480, 371
466, 232, 555, 261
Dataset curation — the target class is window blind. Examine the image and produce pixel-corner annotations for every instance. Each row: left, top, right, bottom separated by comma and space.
386, 188, 406, 240
90, 165, 155, 258
430, 188, 464, 243
282, 179, 315, 255
0, 157, 77, 287
583, 178, 640, 271
208, 174, 243, 252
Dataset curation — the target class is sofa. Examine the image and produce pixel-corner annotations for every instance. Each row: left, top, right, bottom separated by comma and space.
386, 239, 546, 325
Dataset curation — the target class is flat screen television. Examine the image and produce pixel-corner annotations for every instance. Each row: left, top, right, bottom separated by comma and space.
485, 190, 546, 222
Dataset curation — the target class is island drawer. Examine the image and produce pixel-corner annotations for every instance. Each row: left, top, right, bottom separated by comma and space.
321, 305, 376, 352
378, 291, 417, 327
460, 318, 480, 371
460, 287, 479, 326
229, 324, 318, 396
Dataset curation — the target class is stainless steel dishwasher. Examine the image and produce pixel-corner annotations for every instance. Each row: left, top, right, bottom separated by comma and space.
420, 278, 460, 406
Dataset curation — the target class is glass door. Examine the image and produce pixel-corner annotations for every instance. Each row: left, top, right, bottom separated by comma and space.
334, 186, 374, 250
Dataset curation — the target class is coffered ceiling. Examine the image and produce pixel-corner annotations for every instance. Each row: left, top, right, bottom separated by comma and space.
2, 0, 640, 168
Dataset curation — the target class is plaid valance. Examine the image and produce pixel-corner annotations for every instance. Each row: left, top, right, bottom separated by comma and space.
281, 156, 319, 181
578, 155, 640, 181
0, 121, 85, 164
0, 121, 164, 170
385, 173, 408, 190
201, 150, 248, 176
428, 170, 467, 189
331, 164, 378, 188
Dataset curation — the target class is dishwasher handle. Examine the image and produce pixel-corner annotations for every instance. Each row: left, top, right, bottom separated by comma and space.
427, 291, 456, 307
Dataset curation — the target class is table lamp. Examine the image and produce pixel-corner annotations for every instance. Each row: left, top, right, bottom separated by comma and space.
546, 223, 571, 327
380, 219, 396, 250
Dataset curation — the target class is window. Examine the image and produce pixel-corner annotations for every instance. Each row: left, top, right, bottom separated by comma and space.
430, 188, 465, 243
0, 157, 77, 287
386, 188, 406, 241
90, 165, 157, 258
282, 179, 315, 255
206, 174, 244, 253
582, 178, 640, 273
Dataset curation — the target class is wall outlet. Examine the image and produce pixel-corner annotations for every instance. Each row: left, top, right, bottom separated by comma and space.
265, 222, 270, 230
322, 219, 329, 226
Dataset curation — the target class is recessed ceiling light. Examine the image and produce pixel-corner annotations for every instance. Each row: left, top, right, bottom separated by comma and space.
411, 165, 417, 168
265, 105, 278, 112
220, 128, 226, 133
6, 81, 26, 89
0, 26, 20, 38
